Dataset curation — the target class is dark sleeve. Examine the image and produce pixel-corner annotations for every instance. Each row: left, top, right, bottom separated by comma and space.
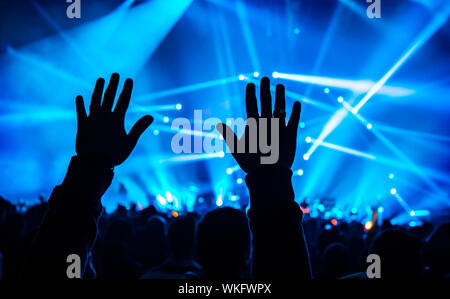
22, 154, 113, 279
245, 165, 312, 279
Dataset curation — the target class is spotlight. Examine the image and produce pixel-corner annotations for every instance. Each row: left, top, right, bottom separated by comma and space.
366, 123, 373, 130
324, 88, 330, 94
389, 173, 394, 179
216, 198, 223, 206
236, 178, 243, 184
410, 210, 416, 216
350, 208, 358, 215
238, 74, 245, 80
378, 207, 384, 213
153, 129, 160, 135
176, 103, 182, 110
390, 188, 397, 195
226, 168, 233, 175
303, 154, 310, 160
305, 137, 312, 143
272, 71, 279, 78
293, 28, 300, 35
297, 169, 304, 176
364, 221, 373, 230
351, 107, 357, 114
299, 122, 305, 128
171, 211, 179, 218
253, 71, 259, 78
218, 151, 225, 158
337, 96, 344, 103
163, 116, 170, 123
230, 195, 239, 201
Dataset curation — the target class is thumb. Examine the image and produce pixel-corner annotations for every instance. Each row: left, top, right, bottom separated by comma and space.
128, 115, 153, 148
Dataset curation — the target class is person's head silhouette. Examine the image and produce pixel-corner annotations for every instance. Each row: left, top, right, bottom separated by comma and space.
196, 207, 250, 278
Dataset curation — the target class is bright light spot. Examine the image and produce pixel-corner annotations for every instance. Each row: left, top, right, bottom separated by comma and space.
365, 221, 373, 230
331, 218, 338, 226
163, 116, 170, 123
390, 188, 397, 195
337, 96, 344, 103
238, 74, 245, 80
317, 204, 325, 212
293, 28, 300, 35
236, 178, 243, 184
165, 191, 173, 203
156, 194, 167, 206
171, 211, 179, 218
378, 207, 384, 213
351, 107, 357, 114
197, 197, 204, 204
253, 71, 259, 78
216, 198, 223, 206
230, 195, 239, 201
351, 208, 358, 214
366, 123, 373, 130
176, 103, 182, 110
297, 169, 304, 176
226, 168, 233, 175
299, 122, 305, 128
389, 173, 394, 179
410, 210, 416, 216
324, 88, 330, 94
324, 224, 332, 230
272, 71, 279, 78
218, 151, 225, 158
153, 129, 159, 136
303, 154, 310, 160
305, 137, 311, 143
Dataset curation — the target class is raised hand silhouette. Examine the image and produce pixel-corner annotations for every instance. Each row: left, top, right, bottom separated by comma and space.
216, 77, 301, 172
75, 73, 153, 167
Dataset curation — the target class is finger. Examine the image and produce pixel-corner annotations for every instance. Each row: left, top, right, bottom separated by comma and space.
274, 84, 286, 118
260, 77, 272, 118
287, 101, 301, 139
128, 115, 153, 148
90, 78, 105, 113
114, 78, 133, 116
216, 123, 238, 154
101, 73, 120, 112
245, 83, 258, 119
76, 95, 87, 124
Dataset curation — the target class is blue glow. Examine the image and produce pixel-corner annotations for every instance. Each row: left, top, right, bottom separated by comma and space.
236, 178, 243, 184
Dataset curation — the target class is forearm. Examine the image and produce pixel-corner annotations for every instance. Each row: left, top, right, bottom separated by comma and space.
246, 165, 312, 279
22, 154, 113, 279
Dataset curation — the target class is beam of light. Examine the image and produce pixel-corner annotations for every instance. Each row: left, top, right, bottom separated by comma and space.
131, 104, 184, 112
6, 47, 89, 88
352, 4, 450, 113
136, 76, 241, 102
245, 78, 336, 112
273, 72, 415, 97
235, 0, 261, 72
30, 0, 96, 70
304, 108, 348, 159
226, 165, 240, 174
304, 4, 344, 97
392, 192, 414, 214
159, 151, 225, 163
375, 123, 450, 143
308, 138, 376, 160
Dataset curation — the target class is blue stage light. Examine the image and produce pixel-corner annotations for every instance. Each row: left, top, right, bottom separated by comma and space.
390, 188, 397, 195
163, 116, 170, 123
153, 129, 159, 135
226, 168, 233, 175
297, 169, 304, 176
324, 88, 330, 94
299, 122, 306, 129
366, 123, 373, 130
176, 103, 182, 110
389, 173, 394, 179
253, 71, 259, 78
337, 96, 344, 103
236, 178, 243, 184
410, 210, 416, 216
238, 74, 245, 80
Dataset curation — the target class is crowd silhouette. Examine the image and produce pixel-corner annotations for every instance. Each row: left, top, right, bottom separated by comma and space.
0, 74, 448, 280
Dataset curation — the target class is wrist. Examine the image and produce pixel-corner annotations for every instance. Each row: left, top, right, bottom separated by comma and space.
245, 164, 295, 210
